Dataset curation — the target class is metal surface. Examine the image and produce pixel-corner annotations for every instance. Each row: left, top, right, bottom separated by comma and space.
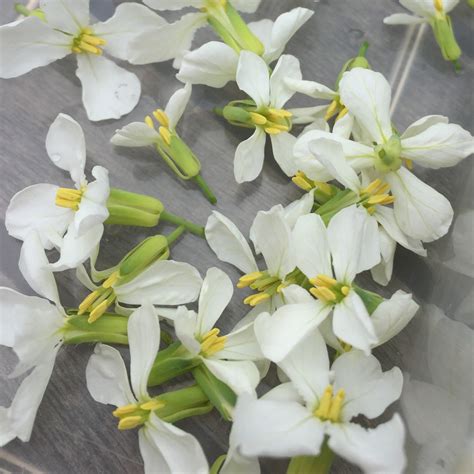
0, 0, 472, 472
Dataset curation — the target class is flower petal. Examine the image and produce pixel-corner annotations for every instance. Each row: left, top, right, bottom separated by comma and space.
386, 167, 454, 242
76, 55, 140, 122
234, 127, 266, 183
0, 17, 70, 78
196, 267, 233, 336
203, 359, 260, 395
128, 304, 160, 400
332, 351, 403, 421
111, 122, 160, 147
218, 322, 263, 361
282, 191, 314, 229
93, 3, 167, 61
46, 113, 87, 187
142, 0, 204, 10
115, 260, 202, 305
285, 78, 337, 100
399, 0, 436, 17
86, 343, 135, 407
270, 55, 301, 109
174, 307, 201, 355
270, 132, 298, 177
165, 83, 192, 129
40, 0, 89, 32
370, 227, 397, 286
231, 0, 262, 13
177, 42, 238, 88
383, 13, 427, 24
236, 51, 270, 106
327, 415, 406, 474
205, 211, 258, 274
250, 206, 295, 278
339, 68, 393, 144
293, 213, 332, 279
5, 183, 71, 249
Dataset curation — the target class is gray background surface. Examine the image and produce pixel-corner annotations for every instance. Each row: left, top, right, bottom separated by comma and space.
0, 0, 473, 472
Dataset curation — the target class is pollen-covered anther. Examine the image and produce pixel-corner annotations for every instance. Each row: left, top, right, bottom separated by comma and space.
153, 109, 170, 128
309, 274, 350, 304
140, 399, 166, 411
292, 172, 314, 192
434, 0, 443, 12
55, 187, 83, 210
72, 28, 106, 55
264, 123, 290, 135
237, 271, 264, 288
267, 108, 293, 121
324, 100, 339, 121
113, 404, 138, 418
404, 158, 414, 170
159, 126, 172, 146
102, 271, 120, 289
310, 286, 337, 303
144, 116, 155, 129
118, 416, 144, 430
335, 106, 348, 121
200, 328, 227, 356
313, 385, 346, 422
243, 292, 271, 307
249, 112, 268, 125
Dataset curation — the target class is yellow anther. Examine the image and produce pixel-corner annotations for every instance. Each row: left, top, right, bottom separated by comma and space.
88, 294, 115, 323
335, 106, 348, 121
159, 126, 172, 145
292, 175, 313, 192
72, 46, 82, 54
82, 34, 106, 46
276, 283, 286, 293
367, 194, 393, 205
265, 127, 283, 135
405, 159, 414, 170
367, 205, 376, 215
152, 109, 169, 128
200, 328, 227, 356
55, 198, 80, 210
434, 0, 443, 12
113, 404, 138, 417
361, 179, 383, 195
341, 286, 350, 296
375, 183, 391, 195
82, 27, 93, 35
268, 108, 293, 118
327, 389, 345, 422
118, 416, 143, 430
78, 290, 100, 315
237, 271, 263, 288
57, 188, 83, 200
314, 385, 333, 418
249, 112, 268, 125
144, 116, 155, 129
102, 271, 119, 289
310, 287, 337, 303
78, 41, 102, 55
313, 274, 338, 288
243, 292, 271, 306
266, 123, 289, 132
314, 181, 333, 196
140, 399, 165, 411
325, 100, 339, 121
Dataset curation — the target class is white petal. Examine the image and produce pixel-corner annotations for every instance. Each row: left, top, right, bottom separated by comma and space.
40, 0, 89, 32
196, 267, 233, 335
115, 260, 202, 305
174, 307, 201, 355
76, 55, 140, 122
264, 7, 314, 64
293, 213, 332, 278
270, 132, 298, 176
282, 191, 314, 229
86, 343, 135, 407
399, 0, 436, 17
386, 167, 453, 242
232, 393, 324, 458
371, 290, 419, 347
128, 304, 160, 400
231, 0, 262, 13
261, 382, 303, 404
0, 17, 70, 79
236, 51, 270, 106
278, 328, 331, 408
177, 42, 238, 88
163, 83, 192, 129
205, 212, 257, 274
250, 206, 295, 278
328, 205, 381, 282
203, 359, 260, 395
0, 353, 57, 444
270, 55, 301, 109
370, 227, 396, 286
327, 415, 406, 474
332, 112, 355, 139
234, 128, 266, 183
218, 322, 263, 361
111, 122, 160, 147
332, 351, 403, 421
339, 68, 393, 144
93, 3, 167, 61
383, 13, 427, 24
140, 413, 208, 474
401, 122, 474, 169
281, 284, 314, 304
289, 104, 328, 126
248, 18, 273, 58
255, 301, 330, 364
332, 291, 377, 354
284, 78, 337, 100
401, 115, 449, 139
46, 113, 86, 186
19, 233, 60, 305
128, 13, 207, 65
142, 0, 204, 10
308, 138, 361, 192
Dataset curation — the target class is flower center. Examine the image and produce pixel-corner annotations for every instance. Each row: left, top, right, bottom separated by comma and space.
113, 399, 166, 430
249, 107, 292, 135
78, 271, 119, 323
71, 27, 106, 55
55, 187, 84, 211
145, 109, 172, 145
374, 134, 403, 173
200, 328, 227, 357
313, 385, 345, 423
292, 171, 334, 195
309, 274, 350, 304
359, 178, 395, 215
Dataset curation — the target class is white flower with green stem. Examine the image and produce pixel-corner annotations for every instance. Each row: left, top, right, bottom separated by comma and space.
0, 0, 166, 120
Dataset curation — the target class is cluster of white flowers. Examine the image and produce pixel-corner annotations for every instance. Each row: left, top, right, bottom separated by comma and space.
1, 0, 473, 473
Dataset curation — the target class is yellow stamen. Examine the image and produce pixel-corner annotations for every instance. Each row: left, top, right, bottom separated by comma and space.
434, 0, 443, 12
113, 404, 138, 417
310, 287, 337, 303
405, 159, 414, 170
144, 116, 154, 129
276, 283, 286, 293
118, 416, 143, 430
360, 178, 382, 195
341, 286, 350, 296
153, 109, 169, 128
159, 126, 171, 145
249, 112, 268, 125
327, 389, 345, 422
57, 188, 83, 200
314, 385, 333, 418
140, 399, 166, 411
314, 181, 333, 196
102, 271, 119, 289
72, 46, 82, 54
78, 290, 100, 315
78, 41, 102, 55
88, 295, 115, 323
237, 271, 263, 288
82, 34, 106, 46
268, 108, 292, 118
367, 194, 394, 205
292, 175, 313, 192
335, 106, 348, 121
325, 100, 339, 121
243, 292, 271, 306
55, 198, 80, 210
310, 274, 338, 288
200, 328, 227, 356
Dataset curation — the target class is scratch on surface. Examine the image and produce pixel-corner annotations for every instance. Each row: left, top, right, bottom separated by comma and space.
0, 448, 44, 474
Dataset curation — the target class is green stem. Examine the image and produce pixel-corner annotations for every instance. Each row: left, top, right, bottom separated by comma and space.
15, 4, 30, 15
166, 225, 185, 246
161, 210, 205, 238
194, 175, 217, 204
358, 41, 369, 58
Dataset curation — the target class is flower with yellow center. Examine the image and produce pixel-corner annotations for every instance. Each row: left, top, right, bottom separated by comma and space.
231, 329, 406, 474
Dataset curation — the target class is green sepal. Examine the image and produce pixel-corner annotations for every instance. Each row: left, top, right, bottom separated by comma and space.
432, 14, 462, 62
375, 134, 402, 173
192, 364, 236, 421
210, 455, 227, 474
353, 285, 384, 315
148, 342, 202, 387
335, 41, 371, 88
222, 105, 253, 125
287, 439, 334, 474
315, 189, 359, 225
156, 134, 201, 180
15, 4, 46, 20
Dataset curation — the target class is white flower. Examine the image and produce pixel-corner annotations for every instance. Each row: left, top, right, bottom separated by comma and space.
0, 1, 165, 121
5, 114, 110, 273
0, 287, 66, 445
86, 304, 208, 474
295, 68, 474, 242
384, 0, 459, 25
205, 206, 298, 313
172, 267, 263, 395
176, 7, 313, 88
232, 329, 406, 474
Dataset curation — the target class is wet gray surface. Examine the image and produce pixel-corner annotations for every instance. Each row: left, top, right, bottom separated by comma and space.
0, 0, 473, 472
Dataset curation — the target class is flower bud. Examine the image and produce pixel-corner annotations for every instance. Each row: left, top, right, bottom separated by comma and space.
432, 15, 461, 62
